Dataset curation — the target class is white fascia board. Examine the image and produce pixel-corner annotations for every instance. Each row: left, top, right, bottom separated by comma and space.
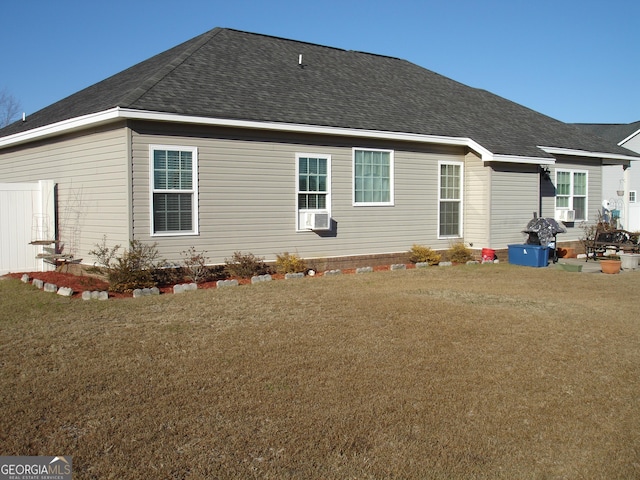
538, 145, 640, 163
490, 154, 555, 165
1, 107, 496, 160
0, 108, 122, 148
119, 109, 495, 160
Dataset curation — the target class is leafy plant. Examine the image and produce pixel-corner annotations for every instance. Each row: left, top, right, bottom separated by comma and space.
447, 242, 473, 264
181, 247, 211, 283
408, 244, 441, 265
224, 251, 269, 278
275, 252, 307, 274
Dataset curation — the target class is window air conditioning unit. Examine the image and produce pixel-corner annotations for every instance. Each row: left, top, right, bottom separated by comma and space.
303, 211, 331, 231
555, 209, 575, 222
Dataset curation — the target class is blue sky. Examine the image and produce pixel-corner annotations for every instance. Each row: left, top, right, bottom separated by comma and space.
2, 0, 638, 124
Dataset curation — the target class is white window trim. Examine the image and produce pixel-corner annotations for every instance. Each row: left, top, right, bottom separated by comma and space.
149, 144, 199, 237
296, 153, 331, 231
555, 169, 588, 221
437, 160, 464, 239
352, 147, 395, 206
629, 190, 637, 203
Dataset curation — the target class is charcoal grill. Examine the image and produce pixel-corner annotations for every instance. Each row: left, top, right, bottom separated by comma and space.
522, 217, 566, 263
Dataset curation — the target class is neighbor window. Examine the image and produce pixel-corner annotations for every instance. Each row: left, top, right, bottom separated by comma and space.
353, 148, 394, 205
439, 161, 463, 238
297, 154, 331, 229
150, 145, 198, 235
556, 169, 587, 221
630, 191, 637, 203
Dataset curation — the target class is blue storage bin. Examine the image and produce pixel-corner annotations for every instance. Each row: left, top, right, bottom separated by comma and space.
508, 244, 549, 267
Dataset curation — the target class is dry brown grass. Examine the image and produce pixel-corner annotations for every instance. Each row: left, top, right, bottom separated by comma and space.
1, 264, 640, 479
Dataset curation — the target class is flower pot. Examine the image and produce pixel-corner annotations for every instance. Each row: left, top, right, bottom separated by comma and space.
619, 253, 640, 270
600, 259, 622, 274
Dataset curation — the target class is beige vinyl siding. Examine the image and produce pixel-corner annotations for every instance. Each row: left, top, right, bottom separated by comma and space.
130, 122, 466, 264
0, 124, 130, 263
489, 163, 539, 248
463, 151, 490, 248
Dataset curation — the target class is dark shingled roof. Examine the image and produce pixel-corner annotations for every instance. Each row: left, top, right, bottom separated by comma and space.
1, 28, 637, 159
573, 121, 640, 146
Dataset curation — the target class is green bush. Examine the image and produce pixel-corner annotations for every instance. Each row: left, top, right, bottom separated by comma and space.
275, 252, 307, 274
447, 242, 473, 264
224, 251, 269, 278
408, 244, 441, 265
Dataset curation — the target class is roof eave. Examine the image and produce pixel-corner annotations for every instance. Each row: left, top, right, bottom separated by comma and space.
619, 128, 640, 147
538, 145, 640, 166
6, 108, 621, 168
0, 107, 497, 161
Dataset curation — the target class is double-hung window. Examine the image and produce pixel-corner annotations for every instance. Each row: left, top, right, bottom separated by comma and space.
150, 145, 198, 235
556, 169, 587, 221
438, 161, 463, 238
297, 154, 330, 229
353, 148, 394, 206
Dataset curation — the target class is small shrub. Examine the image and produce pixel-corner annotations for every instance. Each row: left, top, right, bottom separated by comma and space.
91, 239, 167, 293
87, 235, 121, 273
224, 251, 268, 278
447, 242, 473, 264
408, 244, 441, 265
275, 252, 307, 274
181, 247, 210, 283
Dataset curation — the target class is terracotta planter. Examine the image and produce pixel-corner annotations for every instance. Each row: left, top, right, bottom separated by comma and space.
600, 259, 622, 274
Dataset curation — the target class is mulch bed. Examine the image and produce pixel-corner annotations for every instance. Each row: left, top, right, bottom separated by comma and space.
4, 264, 410, 300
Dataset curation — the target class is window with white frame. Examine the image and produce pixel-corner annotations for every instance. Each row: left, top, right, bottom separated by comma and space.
297, 154, 330, 229
353, 148, 394, 205
555, 169, 587, 221
439, 161, 463, 237
630, 190, 637, 203
150, 145, 198, 235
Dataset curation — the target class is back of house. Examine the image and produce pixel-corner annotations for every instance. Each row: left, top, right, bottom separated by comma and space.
1, 28, 638, 273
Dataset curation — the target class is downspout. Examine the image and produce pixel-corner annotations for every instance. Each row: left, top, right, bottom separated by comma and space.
623, 164, 630, 230
125, 121, 134, 243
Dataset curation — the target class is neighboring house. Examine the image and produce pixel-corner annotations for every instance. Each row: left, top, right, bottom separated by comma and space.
1, 27, 639, 271
574, 122, 640, 231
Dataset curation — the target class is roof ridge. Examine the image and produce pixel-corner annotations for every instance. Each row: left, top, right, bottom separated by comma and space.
119, 28, 223, 107
222, 27, 348, 53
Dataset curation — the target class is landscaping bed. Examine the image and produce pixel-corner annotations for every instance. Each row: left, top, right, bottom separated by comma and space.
4, 264, 406, 299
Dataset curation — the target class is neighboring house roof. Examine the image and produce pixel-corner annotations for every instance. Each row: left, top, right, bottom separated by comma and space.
573, 121, 640, 147
1, 27, 638, 161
